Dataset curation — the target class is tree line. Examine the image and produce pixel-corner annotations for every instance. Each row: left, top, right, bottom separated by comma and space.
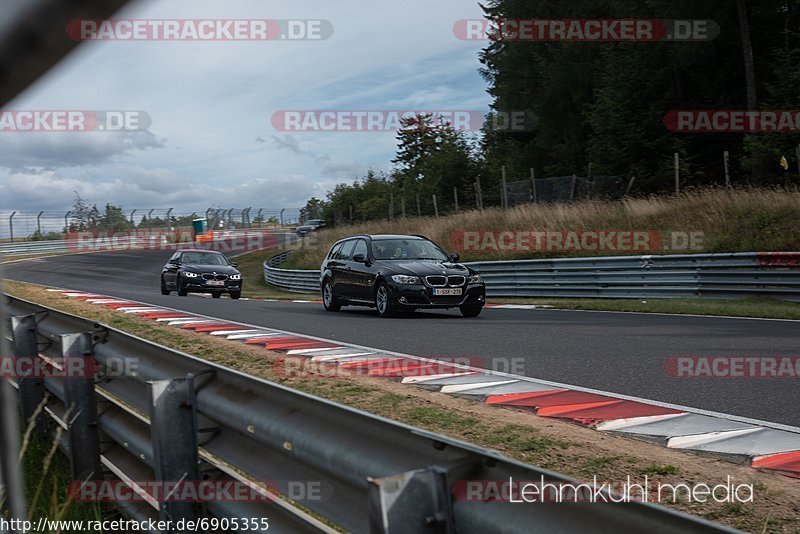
302, 1, 800, 225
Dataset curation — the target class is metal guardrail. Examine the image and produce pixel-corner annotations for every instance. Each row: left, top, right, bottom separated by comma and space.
1, 294, 733, 533
263, 251, 800, 300
0, 231, 297, 258
263, 251, 321, 293
0, 239, 77, 257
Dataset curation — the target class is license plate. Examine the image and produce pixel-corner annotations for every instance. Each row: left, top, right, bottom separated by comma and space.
206, 280, 225, 286
433, 288, 462, 296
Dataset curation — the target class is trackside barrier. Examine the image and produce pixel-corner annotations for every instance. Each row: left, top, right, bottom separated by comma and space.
264, 251, 800, 300
0, 231, 296, 258
1, 294, 735, 533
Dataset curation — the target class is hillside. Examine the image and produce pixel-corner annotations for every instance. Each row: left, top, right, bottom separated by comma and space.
284, 187, 800, 269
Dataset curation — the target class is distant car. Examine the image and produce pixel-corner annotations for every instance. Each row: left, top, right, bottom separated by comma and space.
161, 249, 242, 299
296, 219, 326, 237
320, 234, 486, 317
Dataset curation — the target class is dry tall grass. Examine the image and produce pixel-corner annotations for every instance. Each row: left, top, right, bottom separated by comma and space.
285, 187, 800, 268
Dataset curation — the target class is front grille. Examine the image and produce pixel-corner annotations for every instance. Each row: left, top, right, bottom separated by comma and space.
448, 275, 466, 286
425, 276, 447, 287
202, 273, 228, 281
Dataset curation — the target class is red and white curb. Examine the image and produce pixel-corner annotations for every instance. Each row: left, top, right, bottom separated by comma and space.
48, 288, 800, 479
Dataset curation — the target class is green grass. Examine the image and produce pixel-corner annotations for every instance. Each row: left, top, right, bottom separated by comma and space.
280, 187, 800, 268
481, 424, 571, 453
15, 423, 116, 531
233, 248, 319, 300
641, 465, 679, 476
500, 297, 800, 320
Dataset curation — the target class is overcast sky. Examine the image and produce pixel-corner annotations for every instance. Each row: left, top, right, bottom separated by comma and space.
0, 0, 489, 215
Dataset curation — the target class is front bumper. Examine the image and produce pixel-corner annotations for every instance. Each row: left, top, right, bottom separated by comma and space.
182, 278, 242, 293
388, 282, 485, 308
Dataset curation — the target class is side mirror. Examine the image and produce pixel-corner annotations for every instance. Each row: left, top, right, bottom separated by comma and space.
168, 259, 180, 266
449, 253, 460, 263
352, 254, 366, 264
231, 262, 238, 268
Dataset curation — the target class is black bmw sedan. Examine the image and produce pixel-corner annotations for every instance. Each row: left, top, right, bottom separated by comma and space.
161, 249, 243, 299
320, 234, 485, 317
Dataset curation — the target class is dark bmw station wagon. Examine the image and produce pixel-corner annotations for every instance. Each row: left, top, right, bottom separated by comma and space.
320, 234, 486, 317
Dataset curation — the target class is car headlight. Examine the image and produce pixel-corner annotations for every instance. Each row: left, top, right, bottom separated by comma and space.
183, 271, 199, 278
391, 275, 421, 285
468, 274, 482, 284
230, 274, 242, 280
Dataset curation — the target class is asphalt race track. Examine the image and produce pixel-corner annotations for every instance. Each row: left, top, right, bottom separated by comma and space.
4, 251, 800, 427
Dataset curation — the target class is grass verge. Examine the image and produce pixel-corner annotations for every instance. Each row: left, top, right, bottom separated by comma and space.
233, 247, 319, 300
493, 297, 800, 320
4, 280, 799, 532
283, 187, 800, 269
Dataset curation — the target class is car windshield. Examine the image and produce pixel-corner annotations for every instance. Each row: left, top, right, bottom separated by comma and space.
180, 252, 229, 266
371, 239, 448, 261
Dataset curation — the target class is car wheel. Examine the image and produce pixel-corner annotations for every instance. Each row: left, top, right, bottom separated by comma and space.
459, 304, 483, 317
375, 282, 395, 318
322, 279, 341, 311
212, 292, 221, 299
230, 291, 241, 300
161, 278, 171, 295
177, 278, 188, 297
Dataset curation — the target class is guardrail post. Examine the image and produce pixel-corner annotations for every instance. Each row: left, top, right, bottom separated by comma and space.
149, 376, 201, 527
368, 466, 454, 534
61, 332, 102, 482
64, 211, 72, 236
11, 315, 47, 437
8, 211, 16, 243
1, 283, 28, 522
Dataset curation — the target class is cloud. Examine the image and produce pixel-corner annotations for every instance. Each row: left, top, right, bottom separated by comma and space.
272, 134, 302, 154
321, 161, 368, 179
0, 131, 166, 170
4, 0, 489, 212
0, 167, 322, 213
271, 133, 331, 164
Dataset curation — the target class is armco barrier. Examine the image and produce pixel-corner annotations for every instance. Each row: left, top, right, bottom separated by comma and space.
264, 251, 800, 300
0, 231, 295, 258
1, 294, 735, 533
